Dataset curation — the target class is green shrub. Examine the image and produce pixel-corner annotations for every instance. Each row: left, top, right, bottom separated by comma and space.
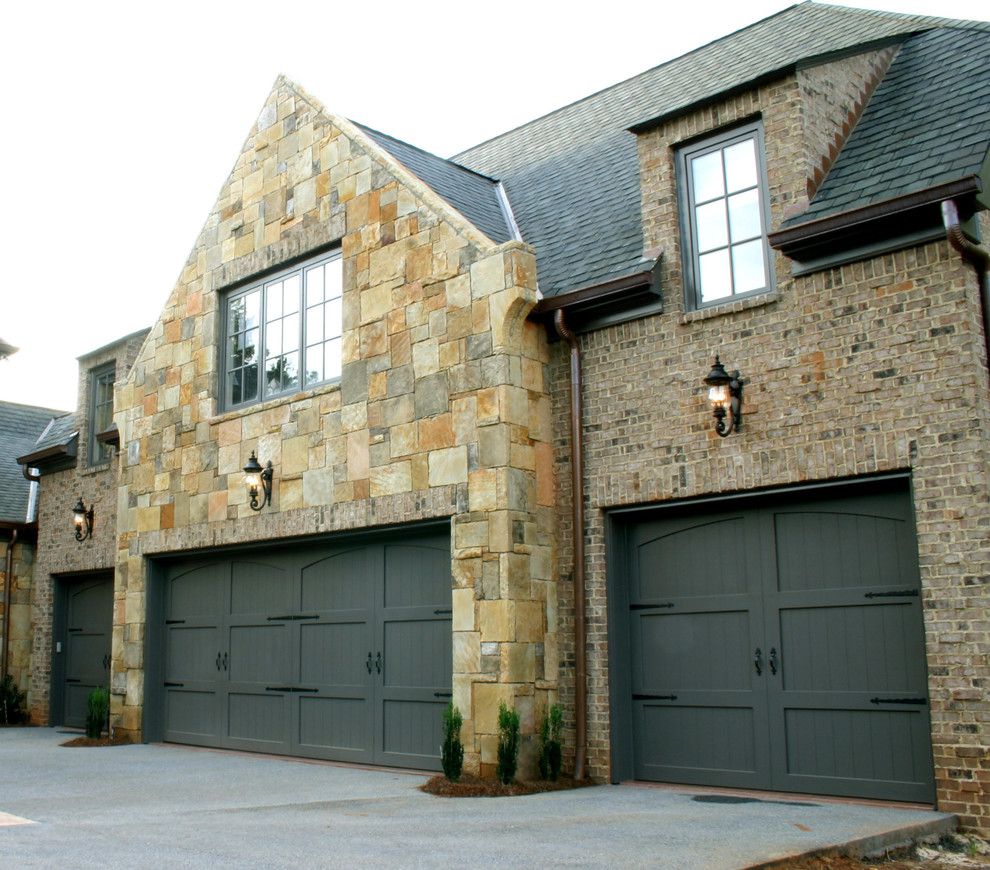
495, 701, 520, 785
538, 703, 563, 781
85, 687, 109, 739
441, 703, 464, 782
0, 675, 27, 725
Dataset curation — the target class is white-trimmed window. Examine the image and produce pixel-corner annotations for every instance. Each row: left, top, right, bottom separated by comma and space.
224, 251, 343, 409
678, 122, 774, 309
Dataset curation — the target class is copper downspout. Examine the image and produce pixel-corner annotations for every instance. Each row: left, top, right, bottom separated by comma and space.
553, 308, 587, 781
942, 200, 990, 373
2, 529, 17, 680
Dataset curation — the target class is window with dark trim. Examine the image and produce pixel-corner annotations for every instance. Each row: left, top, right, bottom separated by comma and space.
678, 122, 774, 309
224, 251, 343, 409
89, 362, 115, 465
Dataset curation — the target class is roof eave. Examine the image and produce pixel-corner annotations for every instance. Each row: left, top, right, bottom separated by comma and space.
768, 176, 983, 257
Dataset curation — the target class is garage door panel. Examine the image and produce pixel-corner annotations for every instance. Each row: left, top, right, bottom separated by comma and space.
783, 707, 932, 786
298, 696, 371, 755
229, 624, 290, 683
634, 517, 749, 599
774, 511, 912, 592
227, 692, 287, 744
300, 549, 375, 611
383, 542, 451, 607
168, 564, 225, 619
299, 622, 370, 685
230, 560, 291, 614
780, 604, 923, 692
634, 611, 754, 692
384, 618, 451, 688
634, 703, 767, 786
166, 626, 220, 682
383, 699, 445, 762
164, 689, 218, 740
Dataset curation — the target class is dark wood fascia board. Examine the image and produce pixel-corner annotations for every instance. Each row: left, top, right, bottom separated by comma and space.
769, 176, 983, 256
0, 522, 39, 544
534, 268, 657, 316
532, 266, 662, 337
17, 441, 77, 471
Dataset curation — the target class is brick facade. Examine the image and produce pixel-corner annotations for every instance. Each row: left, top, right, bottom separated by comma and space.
27, 330, 148, 724
545, 54, 990, 829
111, 79, 555, 776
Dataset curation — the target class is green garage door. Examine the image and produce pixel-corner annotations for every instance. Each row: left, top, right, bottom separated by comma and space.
160, 529, 452, 769
622, 479, 934, 802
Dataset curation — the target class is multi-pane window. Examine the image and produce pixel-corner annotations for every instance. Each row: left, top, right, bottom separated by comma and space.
679, 123, 773, 308
225, 251, 343, 409
89, 362, 115, 464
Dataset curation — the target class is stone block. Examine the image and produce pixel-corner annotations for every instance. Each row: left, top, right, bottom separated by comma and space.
453, 632, 481, 673
370, 462, 412, 497
429, 446, 468, 487
452, 588, 476, 631
480, 600, 514, 642
474, 682, 515, 734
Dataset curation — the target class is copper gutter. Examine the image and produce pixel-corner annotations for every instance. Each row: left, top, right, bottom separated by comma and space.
2, 528, 17, 680
942, 200, 990, 373
769, 176, 982, 253
553, 308, 587, 781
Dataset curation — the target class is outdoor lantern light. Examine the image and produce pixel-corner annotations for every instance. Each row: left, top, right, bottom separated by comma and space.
243, 451, 273, 511
72, 498, 94, 541
703, 356, 743, 437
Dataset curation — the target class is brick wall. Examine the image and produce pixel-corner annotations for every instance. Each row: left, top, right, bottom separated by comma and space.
112, 77, 554, 776
548, 57, 990, 829
28, 331, 148, 724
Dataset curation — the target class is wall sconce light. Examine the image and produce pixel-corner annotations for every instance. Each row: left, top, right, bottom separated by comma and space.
243, 451, 273, 511
703, 356, 743, 437
73, 498, 94, 541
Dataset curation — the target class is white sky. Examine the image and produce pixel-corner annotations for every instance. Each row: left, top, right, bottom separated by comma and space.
1, 0, 987, 412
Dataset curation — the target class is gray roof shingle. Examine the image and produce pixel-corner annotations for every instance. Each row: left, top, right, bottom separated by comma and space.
0, 402, 70, 524
451, 2, 988, 297
783, 26, 990, 226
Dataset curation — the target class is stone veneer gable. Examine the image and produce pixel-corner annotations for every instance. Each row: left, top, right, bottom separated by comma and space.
111, 77, 556, 778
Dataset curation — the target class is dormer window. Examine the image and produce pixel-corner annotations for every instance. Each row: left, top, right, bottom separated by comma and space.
678, 121, 774, 309
223, 251, 343, 409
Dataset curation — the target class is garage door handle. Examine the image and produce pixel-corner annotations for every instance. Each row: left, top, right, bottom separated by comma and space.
366, 652, 373, 673
375, 652, 382, 674
769, 647, 778, 676
870, 697, 926, 705
753, 648, 763, 676
66, 678, 81, 683
216, 653, 222, 671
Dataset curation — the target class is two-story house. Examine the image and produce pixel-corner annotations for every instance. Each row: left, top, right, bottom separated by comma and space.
19, 1, 990, 833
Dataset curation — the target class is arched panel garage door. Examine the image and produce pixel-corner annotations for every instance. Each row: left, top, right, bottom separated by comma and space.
611, 477, 934, 803
156, 527, 452, 770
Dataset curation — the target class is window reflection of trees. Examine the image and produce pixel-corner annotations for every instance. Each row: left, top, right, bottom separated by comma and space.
225, 254, 342, 408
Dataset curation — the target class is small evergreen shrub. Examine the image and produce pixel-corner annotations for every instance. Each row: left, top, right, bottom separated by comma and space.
538, 703, 563, 781
495, 701, 521, 785
441, 703, 464, 782
85, 687, 109, 739
0, 675, 27, 725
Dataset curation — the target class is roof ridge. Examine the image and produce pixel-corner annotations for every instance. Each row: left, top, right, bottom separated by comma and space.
454, 1, 949, 160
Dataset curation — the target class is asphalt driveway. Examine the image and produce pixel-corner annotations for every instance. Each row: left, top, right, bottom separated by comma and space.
0, 728, 955, 869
